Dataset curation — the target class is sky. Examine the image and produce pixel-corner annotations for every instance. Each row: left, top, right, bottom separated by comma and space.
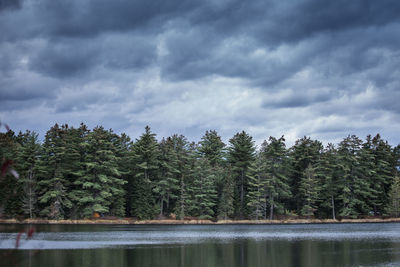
1, 0, 400, 147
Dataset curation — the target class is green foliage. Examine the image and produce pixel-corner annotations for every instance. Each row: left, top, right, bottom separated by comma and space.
217, 166, 235, 220
336, 135, 375, 218
316, 143, 340, 219
37, 124, 72, 219
188, 158, 218, 219
198, 130, 226, 167
289, 136, 323, 213
228, 131, 256, 219
299, 164, 319, 217
0, 130, 22, 217
154, 136, 180, 217
1, 122, 399, 221
386, 175, 400, 217
130, 126, 160, 220
16, 131, 41, 218
75, 127, 126, 218
246, 158, 266, 220
260, 136, 291, 220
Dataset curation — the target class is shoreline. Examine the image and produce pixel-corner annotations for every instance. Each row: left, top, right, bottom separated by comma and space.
1, 218, 400, 225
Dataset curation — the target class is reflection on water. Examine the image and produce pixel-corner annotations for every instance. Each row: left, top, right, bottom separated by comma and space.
1, 223, 400, 267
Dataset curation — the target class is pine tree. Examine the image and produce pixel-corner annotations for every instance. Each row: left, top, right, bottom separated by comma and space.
172, 136, 193, 220
130, 126, 160, 219
316, 143, 340, 219
63, 124, 88, 218
246, 157, 266, 220
198, 130, 226, 217
15, 131, 41, 218
190, 158, 218, 219
299, 164, 319, 217
336, 135, 373, 218
289, 137, 323, 214
217, 166, 235, 220
386, 175, 400, 217
72, 126, 126, 218
37, 124, 72, 219
113, 133, 133, 217
260, 136, 291, 220
154, 137, 180, 217
358, 135, 379, 214
228, 131, 256, 219
198, 130, 226, 167
0, 130, 22, 217
370, 134, 394, 215
108, 131, 128, 217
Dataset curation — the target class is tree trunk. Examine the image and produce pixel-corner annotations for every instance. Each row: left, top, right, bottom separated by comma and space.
331, 195, 336, 220
269, 195, 274, 220
240, 170, 244, 218
160, 197, 164, 217
180, 175, 185, 220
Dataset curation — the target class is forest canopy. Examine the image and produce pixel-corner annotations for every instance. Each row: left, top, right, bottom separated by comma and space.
1, 123, 399, 220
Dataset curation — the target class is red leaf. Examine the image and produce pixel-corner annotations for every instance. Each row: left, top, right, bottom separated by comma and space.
15, 232, 23, 248
5, 124, 10, 131
1, 160, 12, 177
27, 227, 35, 238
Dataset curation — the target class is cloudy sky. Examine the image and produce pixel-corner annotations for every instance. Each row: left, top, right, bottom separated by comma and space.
1, 0, 400, 147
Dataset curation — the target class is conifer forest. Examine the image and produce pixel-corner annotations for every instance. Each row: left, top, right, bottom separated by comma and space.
1, 123, 399, 220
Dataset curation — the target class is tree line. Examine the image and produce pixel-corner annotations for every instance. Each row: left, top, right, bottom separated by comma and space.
0, 123, 399, 220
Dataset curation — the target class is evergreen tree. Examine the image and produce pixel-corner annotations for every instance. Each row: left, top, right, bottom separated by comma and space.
228, 131, 256, 218
393, 145, 400, 174
198, 130, 226, 167
289, 137, 323, 214
217, 166, 235, 220
15, 131, 41, 218
72, 126, 126, 218
358, 135, 379, 214
246, 157, 266, 220
0, 130, 21, 217
386, 175, 400, 217
172, 136, 193, 220
190, 158, 217, 219
113, 133, 133, 217
37, 124, 72, 219
370, 134, 394, 214
299, 164, 319, 217
63, 124, 89, 218
108, 131, 128, 217
316, 143, 340, 219
130, 126, 160, 219
336, 135, 373, 218
260, 136, 291, 220
198, 130, 226, 217
154, 137, 180, 217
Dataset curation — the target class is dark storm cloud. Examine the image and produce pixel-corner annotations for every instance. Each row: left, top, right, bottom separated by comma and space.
2, 0, 399, 83
1, 0, 400, 146
0, 0, 198, 41
0, 0, 20, 11
29, 40, 98, 78
158, 0, 400, 85
27, 34, 157, 78
262, 89, 336, 109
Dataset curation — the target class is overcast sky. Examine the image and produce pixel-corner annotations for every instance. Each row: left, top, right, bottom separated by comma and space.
1, 0, 400, 147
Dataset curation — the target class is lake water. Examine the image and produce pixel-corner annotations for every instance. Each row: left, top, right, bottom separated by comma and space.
1, 223, 400, 267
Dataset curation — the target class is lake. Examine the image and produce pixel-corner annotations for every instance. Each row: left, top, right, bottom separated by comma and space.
1, 223, 400, 267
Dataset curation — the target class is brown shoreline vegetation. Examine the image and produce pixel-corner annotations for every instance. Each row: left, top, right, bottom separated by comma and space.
1, 217, 400, 225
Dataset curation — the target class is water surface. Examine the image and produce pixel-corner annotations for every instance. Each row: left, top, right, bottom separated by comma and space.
1, 223, 400, 267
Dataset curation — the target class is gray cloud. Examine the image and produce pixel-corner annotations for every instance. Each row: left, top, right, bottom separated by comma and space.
1, 0, 400, 147
0, 0, 20, 12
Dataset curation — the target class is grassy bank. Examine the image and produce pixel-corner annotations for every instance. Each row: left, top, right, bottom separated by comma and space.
1, 217, 400, 225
